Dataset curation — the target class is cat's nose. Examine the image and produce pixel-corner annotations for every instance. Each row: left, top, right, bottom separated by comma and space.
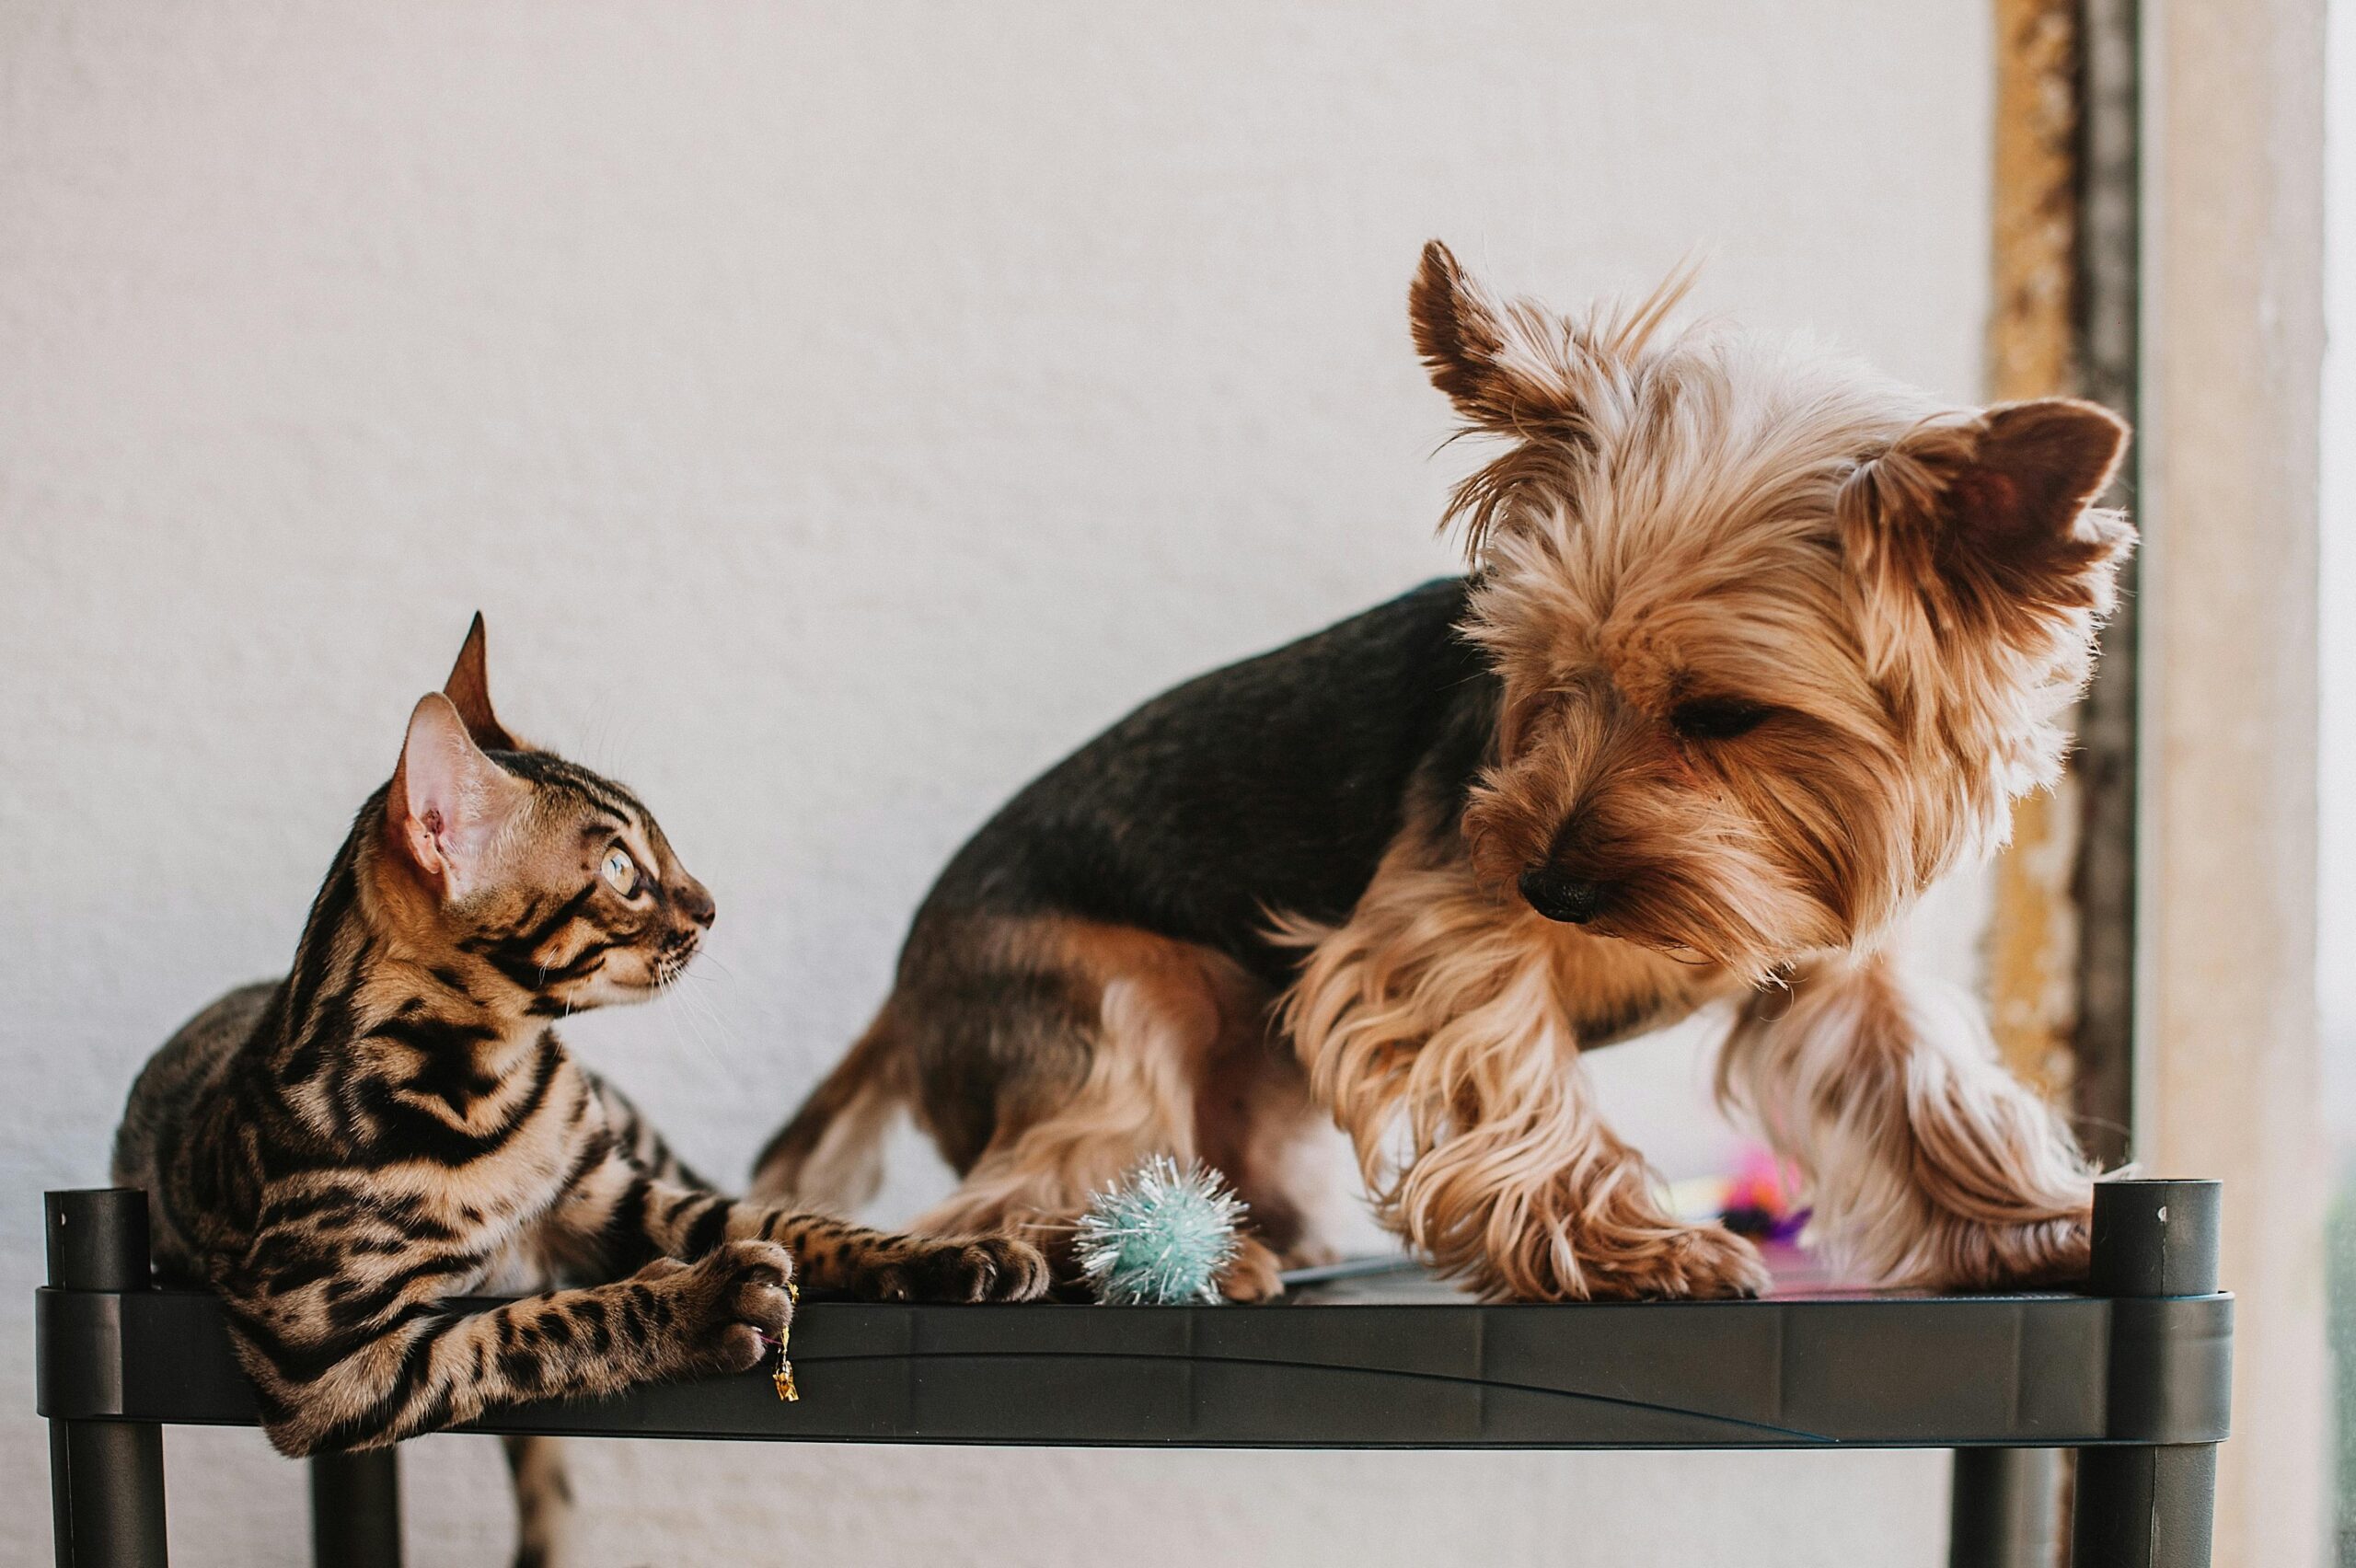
675, 878, 717, 928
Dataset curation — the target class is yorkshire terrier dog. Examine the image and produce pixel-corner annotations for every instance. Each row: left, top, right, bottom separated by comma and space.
753, 242, 2133, 1303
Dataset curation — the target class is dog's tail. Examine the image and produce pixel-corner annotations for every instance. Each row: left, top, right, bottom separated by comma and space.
748, 1009, 908, 1211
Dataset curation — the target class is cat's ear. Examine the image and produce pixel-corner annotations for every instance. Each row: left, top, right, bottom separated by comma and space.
388, 693, 528, 898
442, 613, 522, 752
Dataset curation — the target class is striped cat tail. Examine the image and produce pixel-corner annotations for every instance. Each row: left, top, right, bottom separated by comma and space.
502, 1435, 572, 1568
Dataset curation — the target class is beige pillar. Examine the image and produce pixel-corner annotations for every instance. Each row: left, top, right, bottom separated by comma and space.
2142, 0, 2329, 1562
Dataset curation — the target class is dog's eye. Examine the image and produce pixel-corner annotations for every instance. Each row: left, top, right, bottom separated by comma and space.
1669, 698, 1773, 741
601, 847, 641, 896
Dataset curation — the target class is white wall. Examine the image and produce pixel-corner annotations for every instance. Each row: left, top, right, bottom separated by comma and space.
0, 4, 1995, 1562
2321, 0, 2356, 1158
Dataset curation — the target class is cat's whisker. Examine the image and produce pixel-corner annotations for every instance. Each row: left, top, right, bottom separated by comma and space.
657, 980, 731, 1080
652, 963, 726, 1063
674, 977, 740, 1061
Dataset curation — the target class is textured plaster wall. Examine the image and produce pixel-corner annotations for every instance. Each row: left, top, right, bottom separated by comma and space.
2, 4, 1994, 1563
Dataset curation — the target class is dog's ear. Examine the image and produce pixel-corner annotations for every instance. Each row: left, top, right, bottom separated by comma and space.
1411, 241, 1695, 432
1415, 244, 1699, 558
1408, 241, 1598, 434
1839, 398, 2135, 678
1410, 241, 1517, 423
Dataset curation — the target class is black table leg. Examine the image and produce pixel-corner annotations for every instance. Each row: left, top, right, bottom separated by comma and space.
45, 1191, 168, 1568
310, 1447, 403, 1568
2071, 1179, 2224, 1568
2073, 1445, 2217, 1568
1950, 1447, 2062, 1568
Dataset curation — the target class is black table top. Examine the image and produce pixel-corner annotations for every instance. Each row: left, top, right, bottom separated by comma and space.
35, 1268, 2234, 1451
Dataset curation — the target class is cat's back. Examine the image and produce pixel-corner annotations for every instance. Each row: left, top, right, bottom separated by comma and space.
113, 980, 281, 1268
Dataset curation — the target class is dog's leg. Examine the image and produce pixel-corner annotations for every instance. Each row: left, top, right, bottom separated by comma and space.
912, 940, 1287, 1301
1717, 951, 2093, 1289
1286, 851, 1766, 1302
1194, 1025, 1351, 1272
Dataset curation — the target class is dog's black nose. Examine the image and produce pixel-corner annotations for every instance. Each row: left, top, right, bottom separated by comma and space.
1519, 866, 1610, 925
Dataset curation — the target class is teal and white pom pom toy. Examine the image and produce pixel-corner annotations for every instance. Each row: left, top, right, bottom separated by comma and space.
1074, 1156, 1246, 1305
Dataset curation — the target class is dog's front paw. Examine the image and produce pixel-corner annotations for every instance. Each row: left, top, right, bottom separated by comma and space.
863, 1234, 1054, 1303
655, 1239, 795, 1375
1215, 1236, 1285, 1303
1916, 1208, 2091, 1292
1627, 1224, 1771, 1300
1483, 1223, 1769, 1301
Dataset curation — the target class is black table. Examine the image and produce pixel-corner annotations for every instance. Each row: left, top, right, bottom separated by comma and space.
36, 1180, 2230, 1567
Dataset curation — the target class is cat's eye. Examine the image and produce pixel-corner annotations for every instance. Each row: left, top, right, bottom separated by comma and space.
601, 847, 641, 896
1669, 698, 1773, 741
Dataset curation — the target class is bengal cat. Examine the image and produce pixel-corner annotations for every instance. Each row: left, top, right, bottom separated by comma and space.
113, 617, 1049, 1560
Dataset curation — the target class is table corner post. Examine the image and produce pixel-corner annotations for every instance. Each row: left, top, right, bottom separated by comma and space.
2070, 1177, 2224, 1568
310, 1446, 403, 1568
44, 1188, 169, 1568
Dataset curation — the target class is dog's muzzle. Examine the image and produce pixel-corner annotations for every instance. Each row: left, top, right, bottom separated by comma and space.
1518, 866, 1611, 925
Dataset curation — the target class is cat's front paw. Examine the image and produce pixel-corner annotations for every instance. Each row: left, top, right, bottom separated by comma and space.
656, 1239, 795, 1375
865, 1234, 1054, 1303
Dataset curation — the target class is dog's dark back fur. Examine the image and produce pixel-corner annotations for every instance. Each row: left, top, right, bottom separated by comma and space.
913, 577, 1494, 991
